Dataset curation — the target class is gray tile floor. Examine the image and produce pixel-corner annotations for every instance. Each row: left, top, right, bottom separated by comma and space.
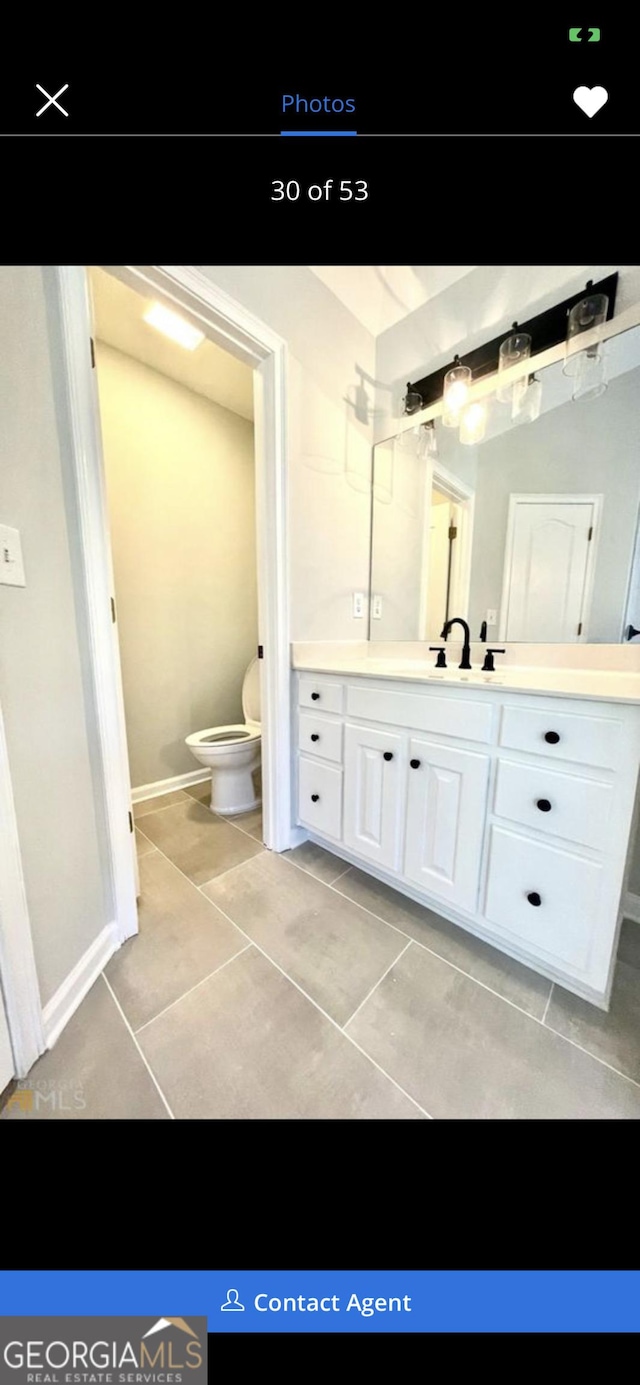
4, 779, 640, 1120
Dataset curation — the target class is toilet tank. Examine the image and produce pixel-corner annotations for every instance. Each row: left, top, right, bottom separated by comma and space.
242, 657, 261, 728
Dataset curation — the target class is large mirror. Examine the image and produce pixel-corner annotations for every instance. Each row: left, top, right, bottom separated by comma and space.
369, 323, 640, 643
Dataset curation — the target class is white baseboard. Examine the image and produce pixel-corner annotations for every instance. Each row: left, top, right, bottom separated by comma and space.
43, 923, 120, 1049
287, 826, 309, 849
624, 891, 640, 924
131, 769, 210, 803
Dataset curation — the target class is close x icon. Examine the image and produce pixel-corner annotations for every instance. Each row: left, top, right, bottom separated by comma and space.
569, 26, 600, 41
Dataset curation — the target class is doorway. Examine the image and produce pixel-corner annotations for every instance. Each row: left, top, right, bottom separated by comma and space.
54, 264, 291, 953
90, 265, 259, 813
499, 493, 601, 642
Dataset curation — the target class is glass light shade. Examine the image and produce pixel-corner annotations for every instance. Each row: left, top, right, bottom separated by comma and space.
513, 375, 542, 423
403, 387, 423, 415
496, 331, 532, 403
418, 421, 438, 459
564, 292, 609, 376
571, 348, 608, 401
459, 401, 487, 445
442, 364, 471, 426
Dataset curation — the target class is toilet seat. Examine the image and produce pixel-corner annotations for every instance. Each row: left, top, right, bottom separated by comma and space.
186, 723, 261, 750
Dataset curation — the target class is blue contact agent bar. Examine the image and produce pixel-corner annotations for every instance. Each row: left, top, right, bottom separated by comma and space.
3, 1271, 640, 1332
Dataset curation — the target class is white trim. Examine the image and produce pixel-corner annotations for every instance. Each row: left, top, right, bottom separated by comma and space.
498, 493, 602, 644
53, 263, 292, 972
55, 267, 139, 945
418, 462, 475, 641
132, 770, 209, 803
623, 892, 640, 924
0, 701, 46, 1077
43, 922, 120, 1049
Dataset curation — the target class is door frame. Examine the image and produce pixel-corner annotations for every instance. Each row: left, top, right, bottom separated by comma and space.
419, 460, 475, 640
54, 264, 292, 950
498, 492, 602, 643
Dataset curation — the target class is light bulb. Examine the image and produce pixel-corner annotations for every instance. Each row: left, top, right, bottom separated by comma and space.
442, 362, 471, 427
459, 402, 487, 445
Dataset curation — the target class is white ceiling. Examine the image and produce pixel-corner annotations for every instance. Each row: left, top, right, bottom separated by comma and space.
89, 268, 254, 420
309, 266, 478, 335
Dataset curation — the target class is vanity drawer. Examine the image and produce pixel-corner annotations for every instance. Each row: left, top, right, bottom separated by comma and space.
499, 703, 621, 770
493, 758, 614, 851
298, 712, 343, 764
298, 757, 343, 840
483, 826, 603, 974
346, 684, 493, 743
298, 677, 344, 715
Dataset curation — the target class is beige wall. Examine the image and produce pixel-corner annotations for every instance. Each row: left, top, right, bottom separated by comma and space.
0, 267, 109, 1006
95, 343, 257, 789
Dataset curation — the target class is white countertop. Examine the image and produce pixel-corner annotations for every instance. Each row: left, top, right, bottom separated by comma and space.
291, 653, 640, 704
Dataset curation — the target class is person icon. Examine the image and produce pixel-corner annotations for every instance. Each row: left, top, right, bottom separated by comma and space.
221, 1289, 245, 1312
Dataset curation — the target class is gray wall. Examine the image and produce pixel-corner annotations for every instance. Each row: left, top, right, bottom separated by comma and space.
0, 267, 109, 1006
466, 368, 640, 642
96, 343, 258, 788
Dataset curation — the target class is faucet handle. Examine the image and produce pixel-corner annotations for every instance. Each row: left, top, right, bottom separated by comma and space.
429, 646, 447, 669
482, 648, 505, 673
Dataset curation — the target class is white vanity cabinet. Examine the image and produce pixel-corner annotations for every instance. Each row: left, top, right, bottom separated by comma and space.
295, 670, 640, 1008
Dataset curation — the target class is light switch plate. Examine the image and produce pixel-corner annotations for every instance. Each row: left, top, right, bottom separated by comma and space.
352, 591, 365, 618
372, 594, 382, 619
486, 609, 497, 625
0, 524, 26, 587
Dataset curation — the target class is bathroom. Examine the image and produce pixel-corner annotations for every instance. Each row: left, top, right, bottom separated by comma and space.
3, 263, 640, 1120
88, 267, 263, 838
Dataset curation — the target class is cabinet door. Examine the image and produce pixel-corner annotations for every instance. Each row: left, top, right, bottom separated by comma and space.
343, 723, 404, 871
404, 738, 490, 913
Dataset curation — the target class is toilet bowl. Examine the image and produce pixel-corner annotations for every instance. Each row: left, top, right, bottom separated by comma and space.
185, 658, 261, 816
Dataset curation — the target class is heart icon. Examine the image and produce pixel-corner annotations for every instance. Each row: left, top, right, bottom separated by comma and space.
573, 86, 608, 117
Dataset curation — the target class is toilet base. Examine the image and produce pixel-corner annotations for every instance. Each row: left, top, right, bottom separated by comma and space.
208, 763, 261, 817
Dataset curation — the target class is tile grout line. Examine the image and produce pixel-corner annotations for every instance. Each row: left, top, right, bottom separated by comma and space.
134, 944, 253, 1035
198, 851, 266, 891
101, 974, 176, 1120
132, 831, 640, 1100
281, 854, 640, 1091
329, 865, 354, 886
194, 893, 433, 1120
137, 832, 431, 1117
133, 796, 193, 821
541, 984, 554, 1025
342, 940, 413, 1030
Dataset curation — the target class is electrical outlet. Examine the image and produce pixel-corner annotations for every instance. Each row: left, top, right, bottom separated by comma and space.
352, 591, 365, 619
0, 524, 26, 587
371, 594, 382, 620
486, 609, 497, 626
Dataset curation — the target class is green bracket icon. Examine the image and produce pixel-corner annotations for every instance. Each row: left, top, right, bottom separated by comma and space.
569, 27, 600, 41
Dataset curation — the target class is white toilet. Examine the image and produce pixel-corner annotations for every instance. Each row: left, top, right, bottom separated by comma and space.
185, 658, 261, 816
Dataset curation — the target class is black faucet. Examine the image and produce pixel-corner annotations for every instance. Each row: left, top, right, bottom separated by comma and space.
440, 617, 472, 670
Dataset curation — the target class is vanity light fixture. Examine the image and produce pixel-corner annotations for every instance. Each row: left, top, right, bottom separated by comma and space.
442, 356, 471, 427
459, 401, 487, 445
143, 301, 205, 351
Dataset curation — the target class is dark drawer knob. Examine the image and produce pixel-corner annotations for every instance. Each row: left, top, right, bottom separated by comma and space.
310, 734, 320, 742
527, 891, 542, 907
383, 751, 394, 762
311, 692, 320, 701
544, 731, 560, 744
410, 758, 421, 769
536, 799, 552, 813
311, 793, 320, 803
